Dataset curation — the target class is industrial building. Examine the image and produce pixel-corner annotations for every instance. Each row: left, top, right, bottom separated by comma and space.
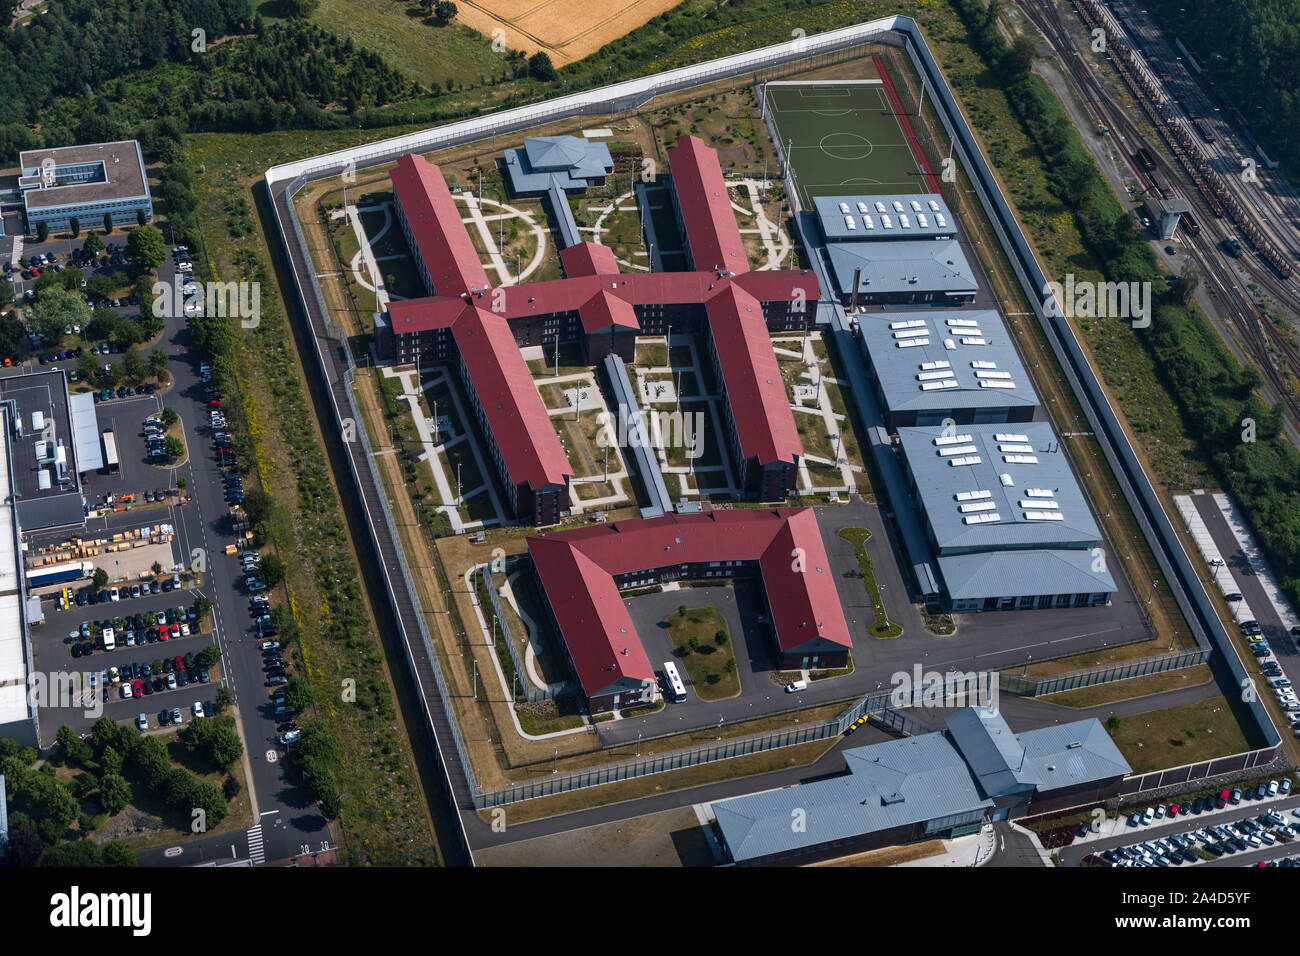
18, 141, 154, 233
528, 508, 852, 712
812, 193, 978, 306
894, 422, 1116, 610
381, 138, 819, 507
0, 370, 94, 532
857, 310, 1038, 428
503, 135, 613, 249
0, 396, 41, 749
713, 705, 1131, 865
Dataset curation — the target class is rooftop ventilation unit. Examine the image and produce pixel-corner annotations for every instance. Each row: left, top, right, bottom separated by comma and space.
929, 199, 940, 212
917, 214, 929, 228
890, 319, 928, 330
892, 328, 930, 339
1019, 499, 1060, 509
971, 360, 998, 369
899, 214, 911, 228
937, 445, 979, 457
960, 337, 988, 346
881, 215, 893, 229
954, 490, 992, 501
839, 201, 851, 214
917, 370, 956, 381
857, 201, 870, 214
919, 360, 951, 371
946, 318, 980, 328
980, 381, 1017, 389
934, 434, 974, 446
999, 444, 1035, 453
998, 434, 1031, 443
948, 455, 982, 467
1003, 454, 1039, 464
963, 512, 1002, 524
999, 473, 1015, 486
1024, 488, 1055, 497
896, 338, 929, 348
893, 201, 904, 213
875, 201, 886, 214
863, 216, 874, 229
1024, 511, 1064, 521
975, 370, 1013, 379
943, 338, 957, 350
911, 200, 922, 212
920, 380, 959, 391
844, 216, 856, 230
959, 501, 997, 513
936, 214, 948, 227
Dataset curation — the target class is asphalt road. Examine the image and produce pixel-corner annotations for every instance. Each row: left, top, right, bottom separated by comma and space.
5, 246, 329, 864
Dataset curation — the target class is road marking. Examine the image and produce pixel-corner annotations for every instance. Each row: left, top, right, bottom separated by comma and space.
246, 824, 265, 865
164, 846, 183, 858
260, 808, 281, 817
266, 749, 278, 763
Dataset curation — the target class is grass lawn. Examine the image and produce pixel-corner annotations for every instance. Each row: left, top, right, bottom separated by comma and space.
515, 698, 586, 736
293, 3, 502, 91
838, 528, 901, 638
1107, 697, 1251, 775
1039, 665, 1213, 709
666, 604, 739, 701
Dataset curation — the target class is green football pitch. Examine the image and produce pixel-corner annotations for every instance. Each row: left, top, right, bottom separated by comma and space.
764, 82, 929, 208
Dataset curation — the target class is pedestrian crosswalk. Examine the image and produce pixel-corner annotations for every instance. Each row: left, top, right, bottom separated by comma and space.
246, 825, 265, 865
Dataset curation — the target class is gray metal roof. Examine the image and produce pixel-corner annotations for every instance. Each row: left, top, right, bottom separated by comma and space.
504, 136, 613, 194
897, 422, 1102, 553
945, 707, 1131, 797
938, 548, 1115, 600
713, 731, 992, 863
944, 706, 1037, 796
67, 391, 102, 473
859, 310, 1039, 413
814, 193, 956, 241
825, 239, 978, 298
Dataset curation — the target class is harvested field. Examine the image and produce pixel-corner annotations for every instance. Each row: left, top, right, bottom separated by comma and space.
455, 0, 687, 66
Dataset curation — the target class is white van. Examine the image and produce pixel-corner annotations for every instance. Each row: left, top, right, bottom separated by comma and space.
101, 627, 116, 651
785, 679, 808, 693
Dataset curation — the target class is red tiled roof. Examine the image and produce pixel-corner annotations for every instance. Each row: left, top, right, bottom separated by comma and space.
387, 296, 466, 331
560, 242, 621, 277
453, 306, 571, 491
667, 136, 748, 274
732, 269, 820, 304
528, 537, 655, 698
528, 509, 851, 699
705, 285, 803, 466
579, 290, 640, 335
389, 154, 490, 299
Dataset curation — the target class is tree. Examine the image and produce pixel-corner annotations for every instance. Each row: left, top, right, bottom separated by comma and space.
38, 841, 102, 867
82, 232, 104, 256
36, 221, 49, 243
70, 216, 80, 238
1175, 260, 1201, 305
125, 224, 166, 271
0, 312, 25, 360
26, 287, 91, 343
97, 363, 123, 388
285, 676, 315, 712
724, 658, 737, 675
179, 715, 243, 772
122, 345, 145, 382
98, 773, 132, 814
102, 840, 139, 867
528, 51, 556, 82
215, 686, 235, 714
161, 407, 179, 427
92, 567, 109, 587
103, 212, 114, 235
433, 0, 457, 24
85, 272, 117, 302
284, 0, 319, 16
151, 561, 163, 576
197, 643, 221, 668
149, 348, 169, 378
194, 595, 212, 621
714, 629, 727, 646
258, 554, 287, 587
164, 435, 184, 459
136, 210, 147, 227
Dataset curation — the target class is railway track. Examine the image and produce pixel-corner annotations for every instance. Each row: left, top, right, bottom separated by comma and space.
1019, 0, 1300, 437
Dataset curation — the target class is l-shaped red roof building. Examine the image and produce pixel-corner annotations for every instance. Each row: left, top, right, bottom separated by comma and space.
528, 508, 853, 713
380, 137, 821, 519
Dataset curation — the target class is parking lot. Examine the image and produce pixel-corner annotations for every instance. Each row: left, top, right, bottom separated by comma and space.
1063, 777, 1300, 868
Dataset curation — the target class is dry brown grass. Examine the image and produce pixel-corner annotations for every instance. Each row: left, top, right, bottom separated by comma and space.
454, 0, 688, 66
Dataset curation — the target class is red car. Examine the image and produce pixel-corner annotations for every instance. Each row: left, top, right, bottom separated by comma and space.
158, 627, 168, 642
1167, 803, 1180, 818
132, 679, 144, 696
208, 398, 222, 407
174, 655, 184, 670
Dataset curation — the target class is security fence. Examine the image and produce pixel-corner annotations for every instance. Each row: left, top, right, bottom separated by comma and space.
1000, 647, 1210, 697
